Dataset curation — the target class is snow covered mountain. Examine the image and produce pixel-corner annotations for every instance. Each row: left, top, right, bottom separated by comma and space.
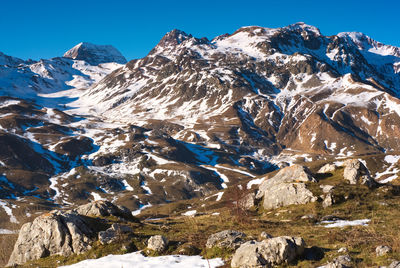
0, 23, 400, 229
63, 42, 127, 65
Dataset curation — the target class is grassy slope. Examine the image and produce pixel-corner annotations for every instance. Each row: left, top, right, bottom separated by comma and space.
12, 160, 400, 267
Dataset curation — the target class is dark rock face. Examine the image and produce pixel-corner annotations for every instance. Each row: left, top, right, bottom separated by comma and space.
54, 136, 96, 159
0, 133, 54, 173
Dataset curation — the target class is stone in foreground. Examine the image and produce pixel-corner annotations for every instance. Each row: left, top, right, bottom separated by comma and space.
231, 236, 305, 267
206, 230, 246, 249
7, 211, 94, 266
147, 235, 169, 252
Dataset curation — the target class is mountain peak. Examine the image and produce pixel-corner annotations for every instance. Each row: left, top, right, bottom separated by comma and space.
284, 22, 321, 36
63, 42, 127, 65
157, 29, 192, 47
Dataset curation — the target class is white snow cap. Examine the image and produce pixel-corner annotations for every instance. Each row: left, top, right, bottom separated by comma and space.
63, 42, 127, 65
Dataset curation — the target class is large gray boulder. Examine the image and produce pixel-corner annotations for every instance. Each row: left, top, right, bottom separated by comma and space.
256, 165, 318, 209
318, 163, 336, 174
343, 159, 376, 188
7, 211, 94, 266
206, 230, 246, 249
231, 236, 305, 267
75, 200, 133, 220
238, 192, 256, 210
147, 235, 168, 252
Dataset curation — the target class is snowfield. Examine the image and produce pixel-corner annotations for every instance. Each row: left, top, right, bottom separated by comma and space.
60, 252, 224, 268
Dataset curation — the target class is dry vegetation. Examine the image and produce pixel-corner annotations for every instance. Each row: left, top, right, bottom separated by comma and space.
3, 157, 400, 267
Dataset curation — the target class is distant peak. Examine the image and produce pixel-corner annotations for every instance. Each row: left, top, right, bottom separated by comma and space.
157, 29, 192, 47
63, 42, 127, 65
285, 22, 321, 36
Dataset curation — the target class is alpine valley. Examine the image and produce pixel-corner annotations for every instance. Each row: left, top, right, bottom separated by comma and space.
1, 23, 400, 267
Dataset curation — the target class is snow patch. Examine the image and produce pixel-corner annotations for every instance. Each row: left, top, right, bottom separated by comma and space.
321, 219, 370, 228
60, 251, 224, 268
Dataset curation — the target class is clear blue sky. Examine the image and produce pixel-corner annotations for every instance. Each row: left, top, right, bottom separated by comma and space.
1, 0, 399, 61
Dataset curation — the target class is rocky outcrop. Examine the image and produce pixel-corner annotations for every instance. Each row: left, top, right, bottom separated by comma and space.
206, 230, 246, 249
7, 211, 94, 266
147, 235, 169, 252
231, 236, 305, 267
343, 159, 376, 188
256, 165, 318, 209
75, 200, 134, 220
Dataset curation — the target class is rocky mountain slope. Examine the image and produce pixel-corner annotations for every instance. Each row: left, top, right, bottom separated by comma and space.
0, 23, 400, 266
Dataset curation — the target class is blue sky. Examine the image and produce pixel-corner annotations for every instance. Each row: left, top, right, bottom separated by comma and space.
1, 0, 399, 61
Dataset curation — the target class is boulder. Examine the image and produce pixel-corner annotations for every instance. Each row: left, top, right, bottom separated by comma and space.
256, 165, 318, 210
231, 236, 305, 267
320, 185, 335, 193
389, 261, 400, 268
259, 232, 273, 239
238, 192, 256, 210
325, 255, 352, 268
75, 200, 134, 220
262, 182, 317, 210
322, 192, 334, 208
7, 211, 94, 266
206, 230, 246, 249
318, 163, 336, 173
343, 159, 376, 188
375, 245, 392, 256
98, 223, 132, 245
147, 235, 168, 252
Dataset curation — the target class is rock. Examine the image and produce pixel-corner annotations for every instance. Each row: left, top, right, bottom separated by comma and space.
98, 224, 132, 245
263, 182, 317, 210
238, 192, 256, 210
389, 261, 400, 268
111, 223, 133, 233
256, 165, 318, 210
98, 229, 117, 245
318, 163, 336, 173
260, 231, 273, 239
343, 159, 376, 188
206, 230, 246, 249
337, 247, 348, 253
321, 184, 335, 193
147, 235, 168, 252
323, 192, 334, 208
75, 200, 135, 221
301, 214, 316, 220
231, 236, 305, 267
7, 211, 94, 266
177, 243, 201, 255
325, 255, 352, 268
376, 245, 392, 256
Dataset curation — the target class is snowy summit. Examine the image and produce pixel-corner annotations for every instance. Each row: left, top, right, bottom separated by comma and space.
63, 42, 127, 65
